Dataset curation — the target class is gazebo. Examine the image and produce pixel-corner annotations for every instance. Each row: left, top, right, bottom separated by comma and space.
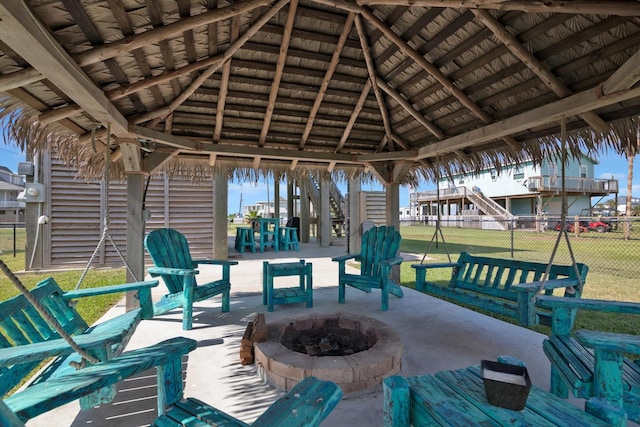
1, 1, 639, 310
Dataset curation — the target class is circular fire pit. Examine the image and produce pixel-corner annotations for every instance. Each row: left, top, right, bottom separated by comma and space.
254, 313, 402, 394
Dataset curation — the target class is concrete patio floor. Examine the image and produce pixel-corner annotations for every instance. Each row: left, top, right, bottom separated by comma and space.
25, 239, 590, 426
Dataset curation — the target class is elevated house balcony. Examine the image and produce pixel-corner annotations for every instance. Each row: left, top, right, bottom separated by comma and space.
0, 201, 25, 209
526, 176, 618, 196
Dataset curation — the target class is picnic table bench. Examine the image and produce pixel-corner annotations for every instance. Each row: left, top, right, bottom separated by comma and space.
383, 360, 623, 426
2, 337, 343, 427
0, 276, 158, 405
412, 251, 588, 326
538, 296, 640, 424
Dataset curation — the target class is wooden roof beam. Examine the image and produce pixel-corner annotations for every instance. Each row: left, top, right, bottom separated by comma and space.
474, 9, 610, 134
299, 12, 355, 149
336, 79, 372, 153
354, 15, 394, 150
377, 79, 445, 140
603, 49, 640, 94
134, 0, 289, 127
133, 125, 360, 164
213, 16, 240, 143
414, 83, 640, 160
73, 0, 272, 67
354, 0, 640, 16
260, 0, 298, 147
0, 2, 129, 135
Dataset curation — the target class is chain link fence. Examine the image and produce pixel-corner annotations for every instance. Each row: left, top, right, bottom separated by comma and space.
401, 216, 640, 280
0, 223, 25, 258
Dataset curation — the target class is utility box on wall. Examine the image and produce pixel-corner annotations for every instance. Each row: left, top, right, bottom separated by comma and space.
24, 183, 45, 203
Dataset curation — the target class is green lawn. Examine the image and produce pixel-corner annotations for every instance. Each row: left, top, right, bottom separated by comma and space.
1, 224, 638, 337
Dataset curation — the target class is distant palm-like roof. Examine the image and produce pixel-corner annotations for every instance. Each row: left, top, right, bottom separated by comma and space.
1, 1, 639, 184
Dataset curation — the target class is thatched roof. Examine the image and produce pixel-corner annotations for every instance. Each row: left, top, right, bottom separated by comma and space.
1, 1, 639, 184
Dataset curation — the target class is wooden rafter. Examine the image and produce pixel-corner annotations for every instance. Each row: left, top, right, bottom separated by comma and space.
134, 0, 290, 127
377, 79, 445, 140
353, 0, 640, 16
299, 12, 355, 149
474, 9, 610, 134
354, 15, 394, 151
73, 0, 271, 67
0, 1, 129, 135
214, 16, 240, 143
260, 0, 299, 147
603, 49, 640, 94
0, 68, 43, 92
106, 0, 166, 108
356, 6, 510, 134
336, 79, 372, 153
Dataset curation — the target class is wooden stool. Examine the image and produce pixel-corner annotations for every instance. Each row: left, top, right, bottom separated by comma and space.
280, 226, 299, 251
262, 260, 312, 312
234, 227, 256, 253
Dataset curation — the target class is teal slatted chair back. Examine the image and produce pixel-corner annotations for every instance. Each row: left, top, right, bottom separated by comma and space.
0, 278, 90, 396
360, 226, 401, 278
144, 228, 194, 295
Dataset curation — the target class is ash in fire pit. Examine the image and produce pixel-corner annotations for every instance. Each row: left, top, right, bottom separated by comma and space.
254, 313, 402, 394
280, 321, 376, 356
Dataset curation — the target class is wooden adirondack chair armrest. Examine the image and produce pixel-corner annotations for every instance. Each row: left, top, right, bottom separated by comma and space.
380, 256, 404, 267
0, 333, 123, 368
62, 280, 159, 300
63, 280, 159, 319
331, 253, 358, 263
575, 330, 640, 356
253, 376, 342, 426
512, 278, 579, 292
148, 266, 198, 276
411, 262, 463, 271
5, 337, 198, 421
537, 296, 640, 314
193, 259, 239, 266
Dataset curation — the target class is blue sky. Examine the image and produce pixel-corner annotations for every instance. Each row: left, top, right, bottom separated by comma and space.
2, 141, 638, 212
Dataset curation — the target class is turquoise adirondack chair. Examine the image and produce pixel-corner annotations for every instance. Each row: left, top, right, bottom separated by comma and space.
332, 225, 404, 311
2, 337, 343, 427
144, 228, 238, 330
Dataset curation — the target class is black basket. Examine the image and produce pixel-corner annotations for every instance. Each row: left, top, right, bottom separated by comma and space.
481, 360, 532, 411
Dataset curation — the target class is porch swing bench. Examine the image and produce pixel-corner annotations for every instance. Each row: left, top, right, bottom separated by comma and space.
412, 251, 589, 326
0, 276, 158, 402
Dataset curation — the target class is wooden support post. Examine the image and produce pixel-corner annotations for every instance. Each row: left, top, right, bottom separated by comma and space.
212, 167, 228, 259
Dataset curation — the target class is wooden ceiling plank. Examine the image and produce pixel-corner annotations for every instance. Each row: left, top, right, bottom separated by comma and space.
474, 8, 610, 134
299, 13, 355, 149
354, 0, 640, 16
136, 0, 289, 127
74, 0, 272, 67
0, 2, 129, 135
354, 15, 394, 147
214, 16, 240, 142
336, 79, 372, 153
0, 68, 44, 92
259, 0, 299, 147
